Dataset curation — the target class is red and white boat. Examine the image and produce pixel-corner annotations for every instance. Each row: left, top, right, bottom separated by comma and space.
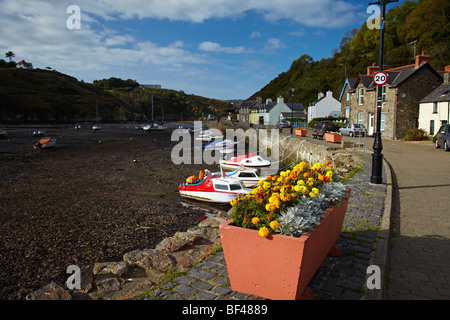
179, 172, 249, 204
219, 152, 271, 171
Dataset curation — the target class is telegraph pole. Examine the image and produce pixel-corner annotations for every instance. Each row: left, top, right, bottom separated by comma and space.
369, 0, 398, 184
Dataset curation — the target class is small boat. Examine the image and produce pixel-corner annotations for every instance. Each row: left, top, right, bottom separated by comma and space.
74, 123, 81, 129
179, 170, 250, 204
0, 129, 7, 139
204, 139, 237, 152
195, 130, 219, 142
33, 137, 56, 150
224, 167, 267, 188
30, 130, 45, 137
219, 152, 271, 170
92, 123, 101, 130
143, 123, 167, 131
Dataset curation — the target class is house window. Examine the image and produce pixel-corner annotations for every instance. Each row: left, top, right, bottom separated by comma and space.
346, 91, 350, 102
358, 112, 364, 125
433, 102, 438, 113
345, 107, 350, 119
382, 85, 388, 103
380, 113, 386, 131
430, 120, 435, 135
359, 88, 365, 105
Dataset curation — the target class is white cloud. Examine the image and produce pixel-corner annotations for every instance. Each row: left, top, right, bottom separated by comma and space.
74, 0, 361, 28
250, 32, 261, 39
263, 38, 286, 53
198, 42, 247, 54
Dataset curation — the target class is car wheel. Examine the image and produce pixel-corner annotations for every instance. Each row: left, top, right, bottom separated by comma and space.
435, 139, 440, 148
445, 141, 450, 152
349, 132, 353, 137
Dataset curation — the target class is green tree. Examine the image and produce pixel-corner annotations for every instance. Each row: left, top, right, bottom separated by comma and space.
5, 51, 15, 62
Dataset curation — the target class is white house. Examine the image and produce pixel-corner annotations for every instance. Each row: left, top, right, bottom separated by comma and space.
16, 60, 33, 70
419, 69, 450, 136
307, 91, 341, 123
267, 96, 294, 126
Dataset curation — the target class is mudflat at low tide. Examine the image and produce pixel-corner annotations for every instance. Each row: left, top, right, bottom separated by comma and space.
0, 123, 222, 300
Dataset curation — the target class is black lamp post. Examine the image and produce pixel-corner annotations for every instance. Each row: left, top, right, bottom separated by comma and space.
369, 0, 398, 185
290, 85, 295, 134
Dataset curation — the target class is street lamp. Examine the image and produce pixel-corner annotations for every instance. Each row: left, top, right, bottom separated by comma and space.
290, 85, 295, 134
369, 0, 398, 185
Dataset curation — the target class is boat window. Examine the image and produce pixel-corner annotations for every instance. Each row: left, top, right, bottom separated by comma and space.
215, 184, 229, 190
229, 184, 242, 191
238, 172, 256, 178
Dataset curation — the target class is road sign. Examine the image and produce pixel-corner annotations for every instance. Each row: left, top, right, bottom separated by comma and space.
373, 71, 388, 86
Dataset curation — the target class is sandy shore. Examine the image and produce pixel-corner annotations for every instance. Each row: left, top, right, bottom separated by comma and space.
0, 123, 225, 300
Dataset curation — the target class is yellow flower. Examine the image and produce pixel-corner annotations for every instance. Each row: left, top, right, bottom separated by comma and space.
259, 227, 270, 238
297, 180, 305, 186
230, 198, 238, 206
280, 193, 291, 202
311, 188, 320, 196
265, 203, 276, 212
269, 221, 279, 230
252, 217, 260, 224
263, 181, 271, 190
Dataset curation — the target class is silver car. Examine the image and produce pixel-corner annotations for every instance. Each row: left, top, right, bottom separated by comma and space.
339, 123, 366, 137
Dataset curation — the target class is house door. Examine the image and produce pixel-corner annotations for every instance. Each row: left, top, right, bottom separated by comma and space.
368, 113, 375, 136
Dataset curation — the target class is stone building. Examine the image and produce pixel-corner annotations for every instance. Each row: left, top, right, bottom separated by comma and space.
339, 51, 446, 140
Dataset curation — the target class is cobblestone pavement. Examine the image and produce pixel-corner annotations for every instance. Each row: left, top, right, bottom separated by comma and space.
144, 152, 388, 301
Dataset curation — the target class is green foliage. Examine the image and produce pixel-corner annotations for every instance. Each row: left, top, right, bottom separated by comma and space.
250, 0, 450, 105
404, 128, 429, 141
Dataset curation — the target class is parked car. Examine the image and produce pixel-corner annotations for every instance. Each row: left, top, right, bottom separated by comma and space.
339, 123, 366, 137
435, 124, 450, 151
313, 121, 338, 133
276, 120, 290, 129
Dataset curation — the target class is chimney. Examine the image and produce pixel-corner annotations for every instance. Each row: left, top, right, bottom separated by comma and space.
445, 65, 450, 84
276, 96, 283, 104
256, 97, 263, 105
367, 63, 378, 75
318, 92, 324, 99
415, 51, 431, 68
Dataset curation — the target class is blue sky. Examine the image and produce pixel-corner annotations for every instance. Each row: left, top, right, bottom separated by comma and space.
0, 0, 407, 100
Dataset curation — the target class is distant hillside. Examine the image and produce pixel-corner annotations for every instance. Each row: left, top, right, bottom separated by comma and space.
97, 80, 231, 122
0, 67, 231, 123
250, 0, 449, 105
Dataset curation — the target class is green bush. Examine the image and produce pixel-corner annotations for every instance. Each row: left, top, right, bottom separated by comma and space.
404, 128, 429, 141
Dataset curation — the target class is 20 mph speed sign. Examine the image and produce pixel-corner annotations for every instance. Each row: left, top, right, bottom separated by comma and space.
373, 71, 388, 86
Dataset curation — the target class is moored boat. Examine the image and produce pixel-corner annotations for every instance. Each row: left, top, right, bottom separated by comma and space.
224, 167, 267, 188
33, 137, 56, 149
179, 170, 249, 204
219, 152, 271, 170
30, 130, 45, 137
0, 129, 7, 139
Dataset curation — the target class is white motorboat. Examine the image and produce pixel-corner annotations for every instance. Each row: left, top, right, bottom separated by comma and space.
219, 152, 271, 171
224, 167, 267, 188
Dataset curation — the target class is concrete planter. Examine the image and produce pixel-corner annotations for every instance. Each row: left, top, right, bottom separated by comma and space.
325, 133, 343, 143
219, 190, 350, 300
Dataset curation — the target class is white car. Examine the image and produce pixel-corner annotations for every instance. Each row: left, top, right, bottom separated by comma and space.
339, 123, 366, 137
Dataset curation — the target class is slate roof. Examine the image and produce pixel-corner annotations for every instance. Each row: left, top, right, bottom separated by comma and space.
420, 83, 450, 103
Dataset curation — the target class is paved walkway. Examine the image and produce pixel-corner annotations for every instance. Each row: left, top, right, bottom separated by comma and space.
145, 151, 388, 300
382, 140, 450, 300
